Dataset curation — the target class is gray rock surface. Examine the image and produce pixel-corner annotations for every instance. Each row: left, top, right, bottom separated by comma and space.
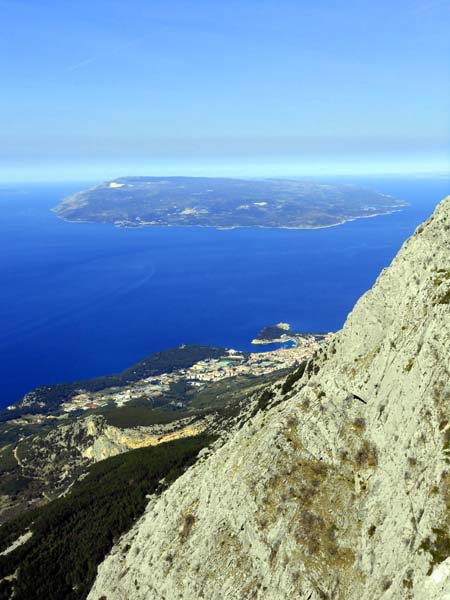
89, 196, 450, 600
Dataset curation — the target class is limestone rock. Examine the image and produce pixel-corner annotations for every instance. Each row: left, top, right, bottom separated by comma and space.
89, 197, 450, 600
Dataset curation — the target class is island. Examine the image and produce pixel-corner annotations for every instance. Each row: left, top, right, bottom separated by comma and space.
53, 176, 407, 229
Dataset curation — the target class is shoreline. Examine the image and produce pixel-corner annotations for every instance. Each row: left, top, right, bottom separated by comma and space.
53, 207, 405, 231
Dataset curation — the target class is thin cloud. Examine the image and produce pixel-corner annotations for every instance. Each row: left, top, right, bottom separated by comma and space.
66, 56, 97, 73
65, 34, 148, 74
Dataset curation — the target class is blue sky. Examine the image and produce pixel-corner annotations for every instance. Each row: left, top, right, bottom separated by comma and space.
1, 0, 449, 181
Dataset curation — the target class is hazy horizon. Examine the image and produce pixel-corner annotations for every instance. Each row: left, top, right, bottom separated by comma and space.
2, 164, 450, 186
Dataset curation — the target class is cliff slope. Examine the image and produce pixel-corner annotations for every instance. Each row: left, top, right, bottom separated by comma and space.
89, 196, 450, 600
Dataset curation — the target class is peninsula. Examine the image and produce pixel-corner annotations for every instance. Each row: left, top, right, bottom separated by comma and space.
252, 322, 330, 345
53, 176, 407, 229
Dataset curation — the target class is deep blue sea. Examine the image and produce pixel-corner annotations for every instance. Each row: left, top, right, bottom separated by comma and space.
0, 175, 448, 408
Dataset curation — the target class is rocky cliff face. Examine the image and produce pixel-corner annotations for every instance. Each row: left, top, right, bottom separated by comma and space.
89, 197, 450, 600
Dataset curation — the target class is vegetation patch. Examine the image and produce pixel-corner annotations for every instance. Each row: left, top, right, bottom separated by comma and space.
405, 358, 415, 372
352, 418, 366, 431
0, 446, 17, 472
189, 370, 285, 412
438, 289, 450, 304
420, 527, 450, 575
281, 361, 307, 395
420, 469, 450, 575
355, 440, 378, 468
402, 568, 414, 590
256, 389, 275, 412
98, 406, 194, 428
180, 512, 196, 542
434, 270, 450, 286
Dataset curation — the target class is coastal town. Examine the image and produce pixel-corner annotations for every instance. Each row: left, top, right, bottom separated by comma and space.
58, 333, 331, 413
